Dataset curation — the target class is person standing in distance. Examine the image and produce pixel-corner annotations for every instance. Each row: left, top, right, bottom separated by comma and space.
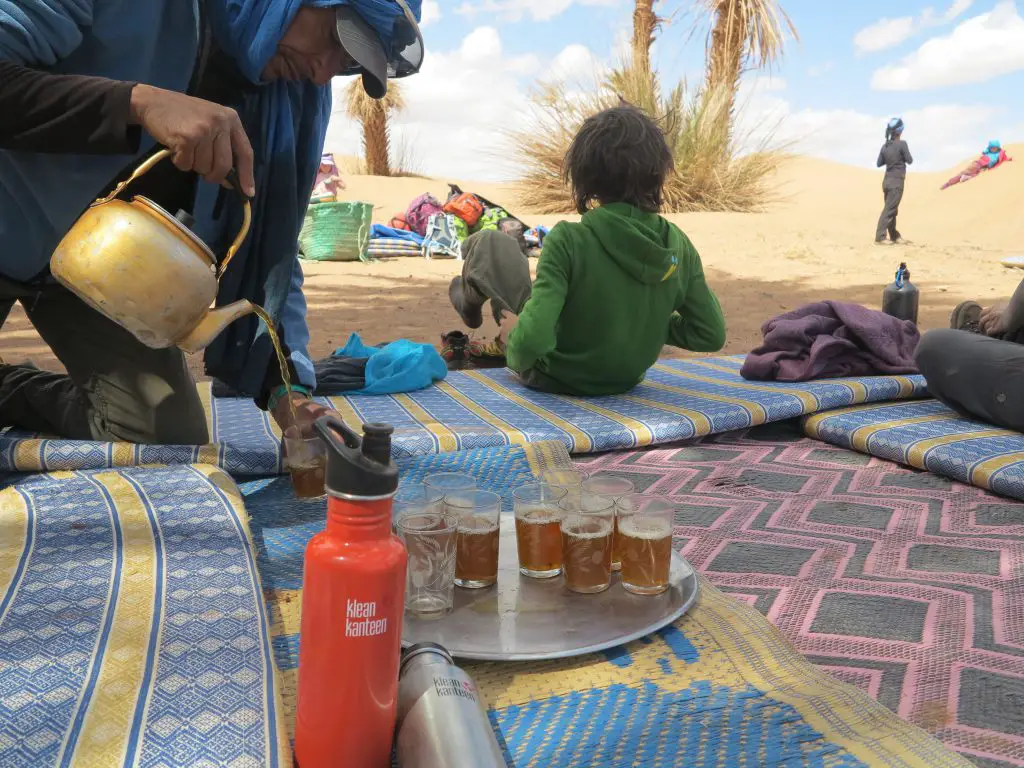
875, 117, 913, 245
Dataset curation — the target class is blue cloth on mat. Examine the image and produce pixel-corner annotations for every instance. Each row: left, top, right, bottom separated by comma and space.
370, 224, 424, 244
336, 333, 446, 394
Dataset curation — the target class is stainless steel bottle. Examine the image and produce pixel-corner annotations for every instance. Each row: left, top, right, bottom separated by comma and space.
395, 643, 508, 768
882, 262, 919, 324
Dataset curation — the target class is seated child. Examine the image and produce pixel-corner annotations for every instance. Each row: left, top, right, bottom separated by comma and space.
447, 105, 726, 396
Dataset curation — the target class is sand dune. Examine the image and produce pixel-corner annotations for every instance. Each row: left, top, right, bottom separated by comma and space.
4, 150, 1021, 376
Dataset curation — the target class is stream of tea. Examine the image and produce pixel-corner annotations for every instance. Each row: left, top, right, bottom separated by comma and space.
252, 306, 328, 497
252, 305, 297, 423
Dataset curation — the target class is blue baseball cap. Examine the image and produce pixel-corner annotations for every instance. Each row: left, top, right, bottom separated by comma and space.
334, 0, 424, 99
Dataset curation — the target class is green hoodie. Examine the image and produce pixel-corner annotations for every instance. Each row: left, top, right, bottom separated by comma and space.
506, 203, 726, 396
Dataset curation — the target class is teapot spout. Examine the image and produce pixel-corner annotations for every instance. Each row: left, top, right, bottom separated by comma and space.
178, 300, 254, 353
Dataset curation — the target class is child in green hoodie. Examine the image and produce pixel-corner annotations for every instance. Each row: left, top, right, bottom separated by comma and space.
447, 106, 726, 396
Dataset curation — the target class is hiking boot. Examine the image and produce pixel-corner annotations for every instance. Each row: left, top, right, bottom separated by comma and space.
440, 331, 471, 370
950, 300, 983, 333
467, 337, 507, 369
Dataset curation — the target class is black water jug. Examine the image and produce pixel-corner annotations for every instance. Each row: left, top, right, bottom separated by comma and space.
882, 262, 919, 324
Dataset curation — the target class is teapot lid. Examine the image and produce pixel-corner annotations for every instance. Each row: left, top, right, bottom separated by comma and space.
135, 196, 216, 266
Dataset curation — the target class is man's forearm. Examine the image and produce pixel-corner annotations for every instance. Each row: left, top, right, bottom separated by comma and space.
0, 61, 140, 154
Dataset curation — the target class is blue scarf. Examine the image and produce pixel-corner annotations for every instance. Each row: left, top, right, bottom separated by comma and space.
195, 0, 338, 395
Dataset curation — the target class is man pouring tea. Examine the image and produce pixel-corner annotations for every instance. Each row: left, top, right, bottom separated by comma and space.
0, 0, 423, 444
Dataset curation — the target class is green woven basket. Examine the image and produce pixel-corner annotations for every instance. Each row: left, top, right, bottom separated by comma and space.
299, 201, 373, 262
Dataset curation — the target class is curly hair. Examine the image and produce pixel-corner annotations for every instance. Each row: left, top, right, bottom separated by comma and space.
562, 106, 674, 215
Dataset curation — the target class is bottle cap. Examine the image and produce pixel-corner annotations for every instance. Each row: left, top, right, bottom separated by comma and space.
314, 416, 399, 498
400, 642, 453, 675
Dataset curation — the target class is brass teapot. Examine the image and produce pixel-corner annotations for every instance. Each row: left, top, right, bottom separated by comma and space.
50, 149, 254, 353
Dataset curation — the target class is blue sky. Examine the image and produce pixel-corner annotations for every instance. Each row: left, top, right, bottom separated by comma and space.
326, 0, 1024, 179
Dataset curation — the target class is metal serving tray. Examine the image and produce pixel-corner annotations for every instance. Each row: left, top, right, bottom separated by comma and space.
402, 514, 699, 661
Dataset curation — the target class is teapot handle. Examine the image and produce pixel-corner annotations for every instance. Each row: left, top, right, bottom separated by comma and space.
93, 148, 253, 279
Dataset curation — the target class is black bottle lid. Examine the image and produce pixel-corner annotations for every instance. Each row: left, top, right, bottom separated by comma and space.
314, 415, 398, 498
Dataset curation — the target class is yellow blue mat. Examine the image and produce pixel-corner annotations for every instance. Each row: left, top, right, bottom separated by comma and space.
804, 399, 1024, 500
0, 464, 289, 768
245, 441, 967, 767
0, 356, 926, 475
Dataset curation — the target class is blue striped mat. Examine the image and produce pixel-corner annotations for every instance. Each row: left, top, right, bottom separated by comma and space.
0, 464, 288, 767
804, 399, 1024, 501
0, 356, 926, 475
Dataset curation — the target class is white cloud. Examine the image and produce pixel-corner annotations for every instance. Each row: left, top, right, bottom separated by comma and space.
454, 0, 620, 23
854, 17, 916, 55
421, 0, 441, 27
872, 1, 1024, 90
922, 0, 974, 25
549, 44, 605, 85
735, 76, 1006, 171
324, 27, 607, 180
806, 61, 835, 77
853, 0, 976, 54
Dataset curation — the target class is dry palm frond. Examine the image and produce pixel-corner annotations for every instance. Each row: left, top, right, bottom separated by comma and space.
510, 65, 784, 215
700, 0, 798, 92
344, 81, 406, 177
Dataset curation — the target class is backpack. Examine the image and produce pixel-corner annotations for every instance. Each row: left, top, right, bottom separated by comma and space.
389, 213, 412, 231
451, 216, 470, 242
448, 183, 529, 232
476, 206, 509, 232
422, 213, 463, 260
443, 192, 485, 228
406, 193, 443, 236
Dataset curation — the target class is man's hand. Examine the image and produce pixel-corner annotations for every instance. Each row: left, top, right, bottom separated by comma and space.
980, 303, 1009, 337
129, 84, 256, 196
273, 393, 335, 441
497, 311, 519, 345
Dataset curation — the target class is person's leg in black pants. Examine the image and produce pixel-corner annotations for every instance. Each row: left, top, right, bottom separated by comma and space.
875, 182, 904, 243
915, 329, 1024, 431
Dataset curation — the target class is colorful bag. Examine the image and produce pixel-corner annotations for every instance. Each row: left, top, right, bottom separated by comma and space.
443, 192, 485, 228
422, 213, 463, 260
406, 193, 443, 236
389, 213, 412, 231
475, 206, 509, 232
452, 216, 470, 242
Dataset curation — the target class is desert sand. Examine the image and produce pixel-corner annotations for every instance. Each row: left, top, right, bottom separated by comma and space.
4, 146, 1022, 378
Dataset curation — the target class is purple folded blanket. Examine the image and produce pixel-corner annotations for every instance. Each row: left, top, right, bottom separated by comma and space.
741, 301, 920, 382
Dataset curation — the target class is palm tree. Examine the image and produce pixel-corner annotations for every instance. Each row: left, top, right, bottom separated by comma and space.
632, 0, 661, 78
344, 81, 405, 177
699, 0, 797, 118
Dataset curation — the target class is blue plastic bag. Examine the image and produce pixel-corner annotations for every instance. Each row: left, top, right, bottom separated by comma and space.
336, 333, 447, 394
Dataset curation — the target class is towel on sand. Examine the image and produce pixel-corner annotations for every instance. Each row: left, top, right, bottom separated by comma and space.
741, 301, 920, 382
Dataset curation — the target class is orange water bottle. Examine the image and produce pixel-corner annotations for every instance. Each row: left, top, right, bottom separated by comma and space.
294, 415, 405, 768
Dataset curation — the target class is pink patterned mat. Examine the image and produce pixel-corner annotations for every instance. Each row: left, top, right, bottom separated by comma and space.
577, 424, 1024, 768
